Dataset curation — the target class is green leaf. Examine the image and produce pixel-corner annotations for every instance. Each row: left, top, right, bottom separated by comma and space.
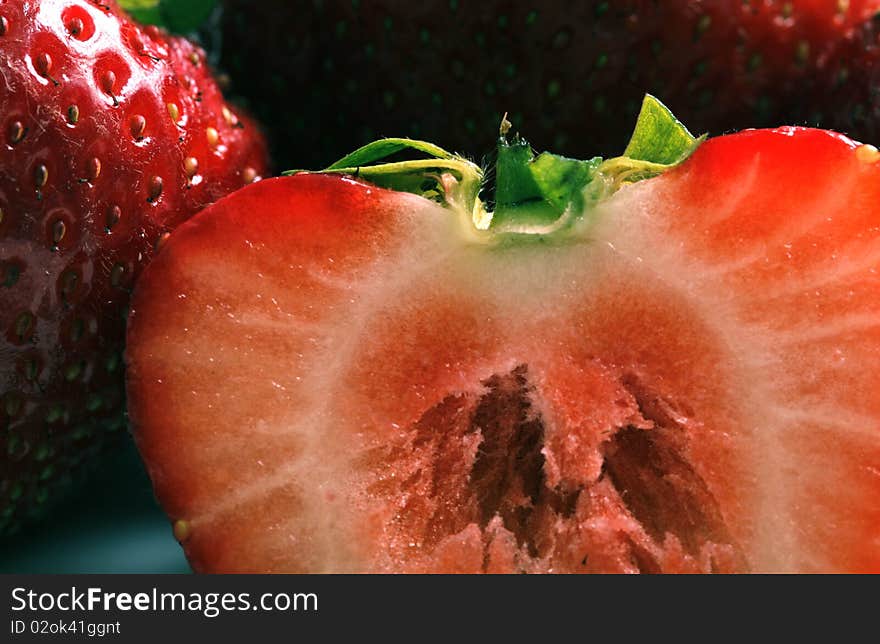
623, 94, 699, 165
494, 139, 600, 229
495, 140, 544, 208
285, 138, 487, 227
529, 152, 601, 214
119, 0, 217, 33
325, 138, 454, 170
490, 95, 703, 235
118, 0, 162, 25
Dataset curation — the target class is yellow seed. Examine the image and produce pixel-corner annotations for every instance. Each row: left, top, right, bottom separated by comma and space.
9, 121, 24, 144
147, 175, 163, 202
106, 204, 121, 229
130, 114, 146, 139
206, 126, 219, 147
855, 144, 880, 164
67, 17, 84, 36
87, 157, 101, 181
36, 52, 52, 76
183, 156, 198, 177
52, 219, 66, 245
222, 106, 235, 125
167, 102, 180, 123
100, 71, 117, 105
155, 231, 170, 251
243, 167, 257, 184
173, 519, 191, 542
34, 164, 48, 188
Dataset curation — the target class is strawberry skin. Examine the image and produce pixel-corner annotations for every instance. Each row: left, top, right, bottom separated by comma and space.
127, 127, 880, 573
220, 0, 880, 168
0, 0, 268, 534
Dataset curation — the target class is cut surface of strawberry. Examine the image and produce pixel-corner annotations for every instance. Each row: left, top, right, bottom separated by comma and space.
127, 100, 880, 573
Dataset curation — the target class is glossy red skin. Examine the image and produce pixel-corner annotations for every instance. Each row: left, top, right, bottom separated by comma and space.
128, 129, 880, 573
0, 0, 268, 533
221, 0, 880, 168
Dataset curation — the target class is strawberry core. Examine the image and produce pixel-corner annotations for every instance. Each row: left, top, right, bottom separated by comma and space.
367, 366, 745, 573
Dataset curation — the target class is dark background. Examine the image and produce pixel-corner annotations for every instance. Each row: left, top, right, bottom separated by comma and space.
0, 438, 187, 574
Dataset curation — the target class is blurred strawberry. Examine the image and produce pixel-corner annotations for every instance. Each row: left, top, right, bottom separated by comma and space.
218, 0, 880, 167
809, 8, 880, 142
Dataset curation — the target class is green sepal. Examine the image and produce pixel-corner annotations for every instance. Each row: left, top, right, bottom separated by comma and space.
624, 94, 700, 165
285, 138, 488, 228
530, 153, 602, 214
324, 139, 455, 170
491, 95, 704, 235
495, 139, 543, 208
119, 0, 217, 34
494, 139, 601, 230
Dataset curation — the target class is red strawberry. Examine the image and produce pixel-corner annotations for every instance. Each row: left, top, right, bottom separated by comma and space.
0, 0, 268, 534
219, 0, 880, 169
126, 98, 880, 573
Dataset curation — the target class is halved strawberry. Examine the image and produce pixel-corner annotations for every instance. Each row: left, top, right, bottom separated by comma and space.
127, 99, 880, 573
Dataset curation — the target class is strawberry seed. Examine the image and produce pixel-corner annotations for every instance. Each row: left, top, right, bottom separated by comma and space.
130, 114, 146, 139
206, 126, 219, 147
35, 53, 59, 86
66, 17, 83, 36
100, 70, 118, 106
9, 121, 25, 144
106, 204, 121, 230
51, 220, 66, 246
147, 176, 163, 202
86, 157, 101, 181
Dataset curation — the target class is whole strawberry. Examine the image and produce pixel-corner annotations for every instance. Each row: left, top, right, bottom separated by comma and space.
0, 0, 268, 534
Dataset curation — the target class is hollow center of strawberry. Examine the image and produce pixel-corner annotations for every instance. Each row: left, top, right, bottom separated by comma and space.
365, 365, 744, 573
